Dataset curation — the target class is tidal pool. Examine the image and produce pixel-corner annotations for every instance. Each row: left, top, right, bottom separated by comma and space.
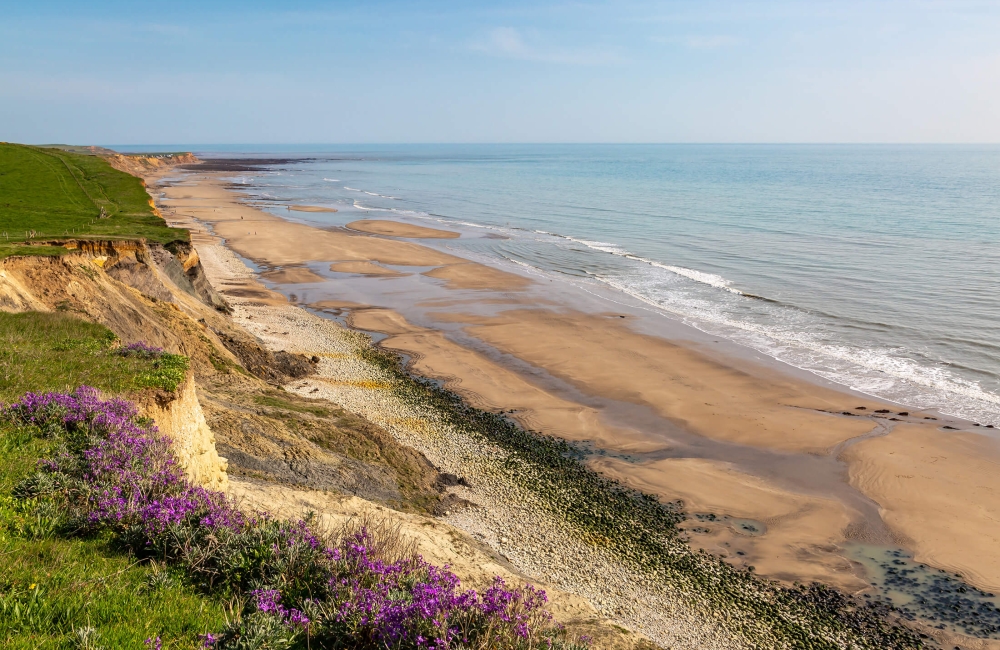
848, 544, 1000, 638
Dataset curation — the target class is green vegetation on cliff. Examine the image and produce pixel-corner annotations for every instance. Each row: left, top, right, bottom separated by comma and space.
0, 311, 225, 649
0, 311, 188, 401
0, 143, 187, 259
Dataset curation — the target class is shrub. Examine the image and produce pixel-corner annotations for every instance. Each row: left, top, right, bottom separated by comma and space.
116, 342, 166, 359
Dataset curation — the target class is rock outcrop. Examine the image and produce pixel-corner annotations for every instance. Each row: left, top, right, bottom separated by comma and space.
136, 374, 228, 489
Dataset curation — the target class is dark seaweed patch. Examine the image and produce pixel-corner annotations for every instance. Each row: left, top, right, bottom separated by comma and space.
852, 545, 1000, 638
357, 342, 925, 649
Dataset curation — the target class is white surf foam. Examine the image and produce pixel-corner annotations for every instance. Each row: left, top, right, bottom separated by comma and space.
565, 237, 630, 256
597, 270, 1000, 425
344, 186, 397, 200
628, 258, 742, 294
553, 234, 746, 295
351, 201, 426, 217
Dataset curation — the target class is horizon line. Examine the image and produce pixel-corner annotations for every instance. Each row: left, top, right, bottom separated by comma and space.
90, 141, 1000, 148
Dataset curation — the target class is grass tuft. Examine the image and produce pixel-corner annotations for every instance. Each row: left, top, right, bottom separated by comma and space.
253, 395, 331, 417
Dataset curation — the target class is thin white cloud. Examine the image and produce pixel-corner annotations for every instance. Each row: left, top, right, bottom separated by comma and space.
488, 27, 531, 57
472, 27, 624, 65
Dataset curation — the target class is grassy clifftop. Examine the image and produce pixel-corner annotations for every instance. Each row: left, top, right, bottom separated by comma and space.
0, 143, 220, 645
0, 143, 188, 258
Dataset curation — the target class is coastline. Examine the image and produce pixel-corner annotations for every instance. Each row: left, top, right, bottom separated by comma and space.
151, 165, 1000, 645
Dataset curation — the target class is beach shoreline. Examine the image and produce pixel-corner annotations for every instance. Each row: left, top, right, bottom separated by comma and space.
150, 164, 1000, 645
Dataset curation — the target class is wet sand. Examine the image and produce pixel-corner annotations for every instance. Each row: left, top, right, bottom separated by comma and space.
159, 177, 461, 267
153, 168, 1000, 602
260, 266, 326, 284
289, 205, 338, 212
346, 219, 460, 239
351, 306, 877, 589
330, 261, 407, 276
844, 424, 1000, 594
423, 263, 533, 291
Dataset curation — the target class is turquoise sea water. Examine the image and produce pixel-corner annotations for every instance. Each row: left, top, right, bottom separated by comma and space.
160, 144, 1000, 426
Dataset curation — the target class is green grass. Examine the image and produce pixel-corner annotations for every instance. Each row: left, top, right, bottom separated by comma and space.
34, 145, 119, 156
0, 311, 188, 401
0, 139, 222, 646
0, 424, 229, 649
0, 142, 188, 259
253, 394, 332, 417
0, 311, 228, 648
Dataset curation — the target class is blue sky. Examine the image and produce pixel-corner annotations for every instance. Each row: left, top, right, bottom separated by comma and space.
2, 1, 999, 144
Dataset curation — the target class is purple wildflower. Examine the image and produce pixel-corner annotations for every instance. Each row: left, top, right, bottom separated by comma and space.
117, 341, 165, 358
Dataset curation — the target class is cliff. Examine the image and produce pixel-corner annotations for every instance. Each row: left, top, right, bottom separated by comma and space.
0, 240, 243, 488
104, 152, 199, 177
0, 240, 230, 350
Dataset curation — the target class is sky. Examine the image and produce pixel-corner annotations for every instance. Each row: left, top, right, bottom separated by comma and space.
2, 0, 1000, 144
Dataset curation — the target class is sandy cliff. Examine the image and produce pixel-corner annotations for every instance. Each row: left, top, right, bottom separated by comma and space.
105, 152, 199, 177
134, 373, 229, 489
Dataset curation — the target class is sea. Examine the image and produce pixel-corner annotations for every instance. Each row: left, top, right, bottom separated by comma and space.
127, 144, 1000, 426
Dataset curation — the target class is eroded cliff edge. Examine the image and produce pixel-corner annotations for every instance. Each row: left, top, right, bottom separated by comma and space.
0, 240, 237, 488
134, 373, 229, 490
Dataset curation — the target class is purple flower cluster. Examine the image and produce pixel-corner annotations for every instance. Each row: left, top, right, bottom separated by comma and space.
4, 386, 244, 538
3, 387, 581, 649
324, 528, 552, 648
117, 341, 165, 358
6, 385, 138, 430
253, 589, 311, 628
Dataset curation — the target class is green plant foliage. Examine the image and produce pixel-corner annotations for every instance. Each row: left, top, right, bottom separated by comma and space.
0, 311, 189, 401
0, 422, 227, 649
0, 310, 221, 649
0, 143, 188, 259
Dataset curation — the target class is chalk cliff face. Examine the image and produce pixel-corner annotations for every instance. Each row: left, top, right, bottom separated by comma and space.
136, 374, 228, 489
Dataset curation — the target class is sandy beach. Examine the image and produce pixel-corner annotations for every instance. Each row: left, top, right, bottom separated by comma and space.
151, 167, 1000, 643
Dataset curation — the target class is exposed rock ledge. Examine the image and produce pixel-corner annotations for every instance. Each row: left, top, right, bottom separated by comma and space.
135, 373, 228, 490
